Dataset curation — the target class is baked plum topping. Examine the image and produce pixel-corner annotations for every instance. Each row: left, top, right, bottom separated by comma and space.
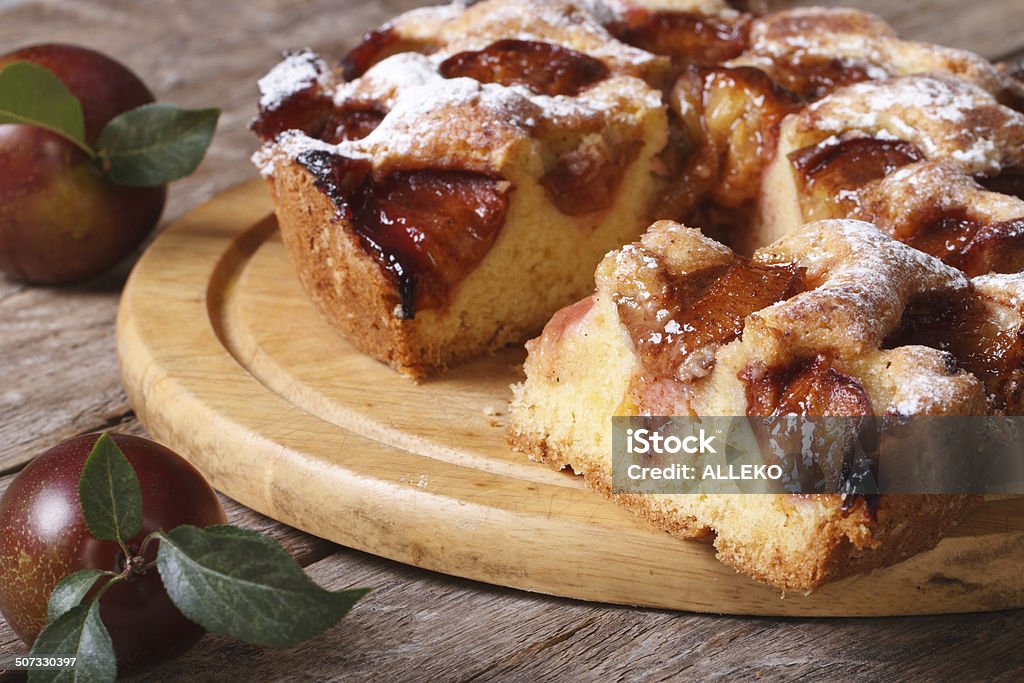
296, 149, 372, 204
958, 219, 1024, 274
341, 27, 441, 81
742, 355, 876, 510
896, 209, 1024, 276
530, 296, 596, 382
616, 253, 804, 382
767, 58, 876, 101
607, 10, 750, 65
342, 27, 397, 80
321, 103, 387, 143
886, 291, 1024, 413
742, 355, 873, 417
540, 138, 642, 215
252, 51, 335, 142
662, 65, 797, 240
979, 169, 1024, 201
297, 150, 510, 319
790, 137, 925, 218
677, 66, 799, 210
253, 51, 386, 144
439, 40, 610, 97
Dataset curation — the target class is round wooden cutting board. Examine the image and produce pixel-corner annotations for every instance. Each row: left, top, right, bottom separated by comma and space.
117, 179, 1024, 617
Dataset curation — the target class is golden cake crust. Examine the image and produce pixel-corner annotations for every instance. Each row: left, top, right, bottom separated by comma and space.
266, 153, 434, 375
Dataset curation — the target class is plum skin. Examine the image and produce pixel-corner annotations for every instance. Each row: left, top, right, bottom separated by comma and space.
0, 126, 166, 283
0, 433, 227, 673
0, 44, 168, 284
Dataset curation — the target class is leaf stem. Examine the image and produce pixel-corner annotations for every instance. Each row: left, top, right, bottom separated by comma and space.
138, 530, 161, 559
92, 572, 126, 604
117, 538, 133, 565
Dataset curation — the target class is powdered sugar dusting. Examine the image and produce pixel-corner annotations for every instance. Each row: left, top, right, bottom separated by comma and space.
756, 219, 967, 346
333, 52, 441, 107
742, 7, 894, 65
258, 49, 330, 110
973, 273, 1024, 311
441, 0, 660, 69
805, 74, 1024, 174
253, 130, 353, 178
888, 348, 974, 415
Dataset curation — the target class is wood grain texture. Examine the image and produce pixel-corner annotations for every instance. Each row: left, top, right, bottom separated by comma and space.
2, 0, 1024, 680
132, 547, 1024, 683
118, 178, 1024, 617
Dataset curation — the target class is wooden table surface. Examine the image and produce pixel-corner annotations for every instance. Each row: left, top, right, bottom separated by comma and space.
2, 1, 1023, 681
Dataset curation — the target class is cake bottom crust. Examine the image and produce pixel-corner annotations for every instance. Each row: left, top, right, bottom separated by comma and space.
508, 428, 979, 592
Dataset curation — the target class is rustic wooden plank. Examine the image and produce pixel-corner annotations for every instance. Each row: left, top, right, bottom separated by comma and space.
129, 545, 1024, 682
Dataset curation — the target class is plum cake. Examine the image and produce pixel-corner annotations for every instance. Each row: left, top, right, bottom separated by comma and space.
508, 219, 1024, 589
253, 0, 1024, 376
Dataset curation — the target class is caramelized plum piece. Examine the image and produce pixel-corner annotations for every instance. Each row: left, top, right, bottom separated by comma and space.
607, 11, 750, 65
439, 40, 609, 97
959, 219, 1024, 274
680, 66, 799, 209
252, 50, 335, 142
790, 137, 924, 219
341, 27, 439, 81
342, 28, 399, 80
886, 291, 1024, 413
540, 138, 641, 215
321, 103, 387, 143
742, 355, 876, 507
897, 210, 1024, 276
767, 58, 876, 101
743, 355, 873, 417
616, 254, 804, 381
298, 151, 510, 318
979, 169, 1024, 201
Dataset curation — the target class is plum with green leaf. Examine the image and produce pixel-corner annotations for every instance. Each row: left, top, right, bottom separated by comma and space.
0, 433, 226, 672
0, 44, 219, 284
0, 433, 369, 680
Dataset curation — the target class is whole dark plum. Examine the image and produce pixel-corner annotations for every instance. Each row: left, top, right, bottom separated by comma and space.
0, 433, 227, 672
0, 44, 167, 284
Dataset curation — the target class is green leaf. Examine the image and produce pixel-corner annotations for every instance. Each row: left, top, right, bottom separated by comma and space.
28, 603, 116, 683
156, 525, 369, 648
96, 103, 219, 187
47, 570, 108, 623
77, 433, 143, 543
0, 61, 90, 154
